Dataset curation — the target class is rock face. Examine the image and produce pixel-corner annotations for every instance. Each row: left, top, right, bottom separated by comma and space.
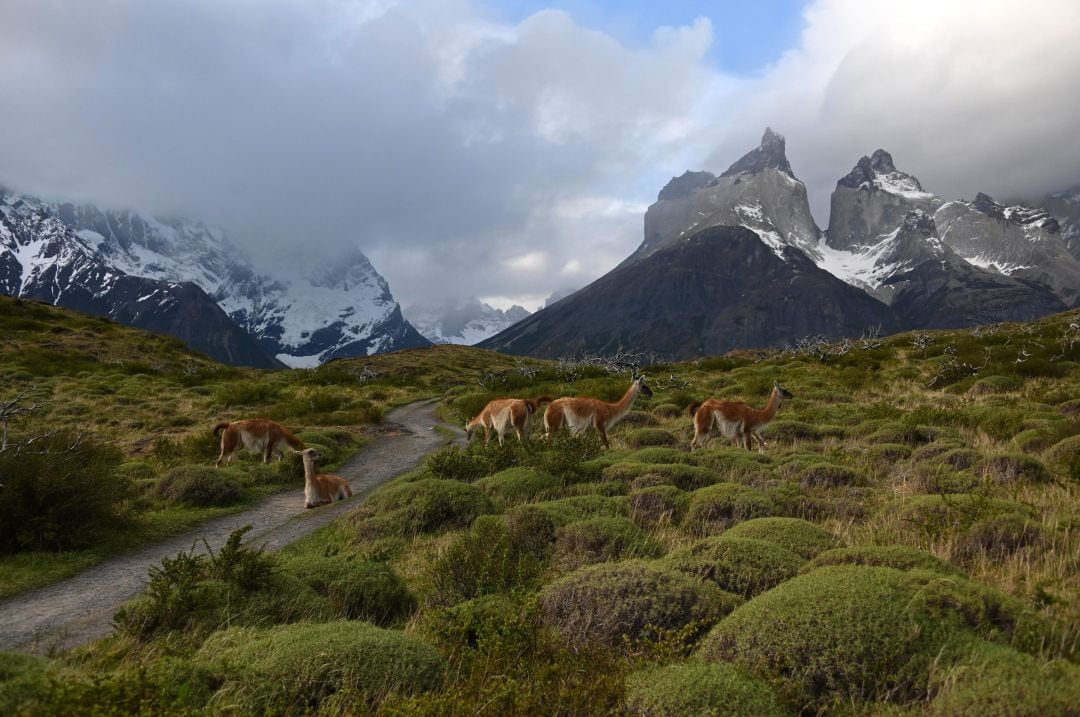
0, 194, 282, 368
0, 187, 429, 367
403, 299, 530, 345
826, 149, 941, 251
624, 128, 821, 267
479, 226, 900, 360
1037, 186, 1080, 261
934, 193, 1080, 307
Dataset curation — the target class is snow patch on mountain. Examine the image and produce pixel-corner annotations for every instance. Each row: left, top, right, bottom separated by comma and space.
404, 299, 530, 345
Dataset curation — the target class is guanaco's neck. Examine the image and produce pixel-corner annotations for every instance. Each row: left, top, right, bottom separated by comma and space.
751, 388, 782, 425
301, 455, 317, 482
607, 382, 641, 420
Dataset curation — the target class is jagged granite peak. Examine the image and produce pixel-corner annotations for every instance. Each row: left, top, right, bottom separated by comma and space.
826, 150, 940, 251
1037, 184, 1080, 260
657, 170, 717, 202
625, 129, 820, 267
480, 225, 900, 360
935, 195, 1080, 307
720, 127, 794, 179
403, 298, 531, 345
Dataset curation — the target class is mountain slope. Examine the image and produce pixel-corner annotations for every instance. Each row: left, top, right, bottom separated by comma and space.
480, 226, 900, 360
404, 299, 530, 345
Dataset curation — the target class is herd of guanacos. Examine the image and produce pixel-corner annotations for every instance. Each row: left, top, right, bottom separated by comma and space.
209, 374, 793, 510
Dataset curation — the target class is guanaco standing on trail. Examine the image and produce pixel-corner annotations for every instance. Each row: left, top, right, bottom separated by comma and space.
544, 374, 653, 448
465, 397, 553, 445
688, 382, 793, 452
213, 418, 305, 466
296, 447, 352, 509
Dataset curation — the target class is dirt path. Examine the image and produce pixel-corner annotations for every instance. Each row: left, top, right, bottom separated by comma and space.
0, 399, 460, 654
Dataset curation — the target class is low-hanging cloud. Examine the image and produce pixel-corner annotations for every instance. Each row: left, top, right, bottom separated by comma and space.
1, 0, 1078, 309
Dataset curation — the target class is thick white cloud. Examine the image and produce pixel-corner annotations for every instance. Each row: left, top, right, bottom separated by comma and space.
1, 0, 1078, 309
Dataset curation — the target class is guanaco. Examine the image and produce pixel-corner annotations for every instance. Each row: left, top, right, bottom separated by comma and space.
544, 375, 653, 448
465, 397, 553, 445
296, 447, 352, 509
689, 382, 793, 452
213, 418, 305, 466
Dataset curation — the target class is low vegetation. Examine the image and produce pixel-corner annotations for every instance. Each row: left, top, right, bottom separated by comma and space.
2, 297, 1079, 715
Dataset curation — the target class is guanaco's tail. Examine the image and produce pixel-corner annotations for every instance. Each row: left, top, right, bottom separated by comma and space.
687, 402, 702, 418
212, 421, 231, 437
283, 429, 306, 450
528, 396, 554, 412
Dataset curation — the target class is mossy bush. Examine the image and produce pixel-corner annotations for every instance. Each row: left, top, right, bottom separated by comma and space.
928, 640, 1080, 716
721, 517, 841, 559
628, 447, 696, 465
651, 403, 683, 418
0, 431, 126, 552
683, 483, 778, 535
1044, 435, 1080, 481
211, 380, 280, 407
799, 462, 866, 488
503, 505, 558, 558
968, 375, 1022, 394
528, 495, 630, 525
888, 495, 1037, 538
475, 467, 563, 507
560, 480, 628, 497
763, 419, 822, 442
620, 410, 659, 427
865, 443, 913, 462
867, 422, 939, 446
665, 537, 804, 598
981, 453, 1052, 484
279, 555, 415, 625
115, 460, 158, 482
429, 515, 547, 606
156, 465, 244, 507
805, 545, 962, 576
623, 428, 678, 448
695, 565, 997, 712
553, 517, 664, 571
1010, 428, 1059, 454
421, 594, 531, 652
539, 560, 741, 651
953, 513, 1046, 562
937, 447, 982, 471
0, 652, 55, 715
355, 479, 494, 538
602, 462, 718, 491
907, 463, 979, 494
197, 621, 446, 712
629, 485, 690, 527
625, 660, 793, 717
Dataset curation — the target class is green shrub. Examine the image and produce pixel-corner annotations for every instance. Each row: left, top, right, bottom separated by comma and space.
665, 537, 804, 598
211, 380, 280, 407
504, 505, 558, 558
908, 463, 979, 494
938, 448, 982, 470
529, 495, 629, 525
0, 651, 54, 715
281, 555, 415, 625
421, 594, 531, 651
625, 660, 792, 717
968, 375, 1021, 394
156, 465, 244, 507
534, 432, 605, 478
1010, 428, 1059, 454
623, 428, 678, 448
866, 443, 913, 462
1044, 435, 1080, 481
721, 517, 841, 559
425, 444, 495, 482
356, 479, 494, 538
602, 462, 718, 491
805, 546, 962, 576
0, 431, 126, 552
620, 410, 660, 427
553, 517, 664, 570
867, 423, 938, 446
429, 515, 546, 606
476, 467, 563, 507
683, 483, 777, 535
954, 513, 1046, 561
763, 419, 821, 442
651, 403, 683, 418
928, 640, 1080, 716
197, 621, 446, 711
981, 453, 1052, 484
539, 560, 741, 651
115, 460, 157, 482
888, 495, 1037, 538
561, 480, 628, 497
629, 485, 690, 527
628, 447, 697, 465
695, 565, 976, 712
799, 463, 866, 488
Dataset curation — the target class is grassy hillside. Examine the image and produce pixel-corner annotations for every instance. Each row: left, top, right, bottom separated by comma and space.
2, 299, 1078, 715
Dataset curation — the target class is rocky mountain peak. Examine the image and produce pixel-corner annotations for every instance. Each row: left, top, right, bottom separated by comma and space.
657, 170, 717, 202
837, 149, 925, 194
972, 192, 1005, 219
902, 209, 937, 237
869, 149, 897, 173
720, 127, 794, 179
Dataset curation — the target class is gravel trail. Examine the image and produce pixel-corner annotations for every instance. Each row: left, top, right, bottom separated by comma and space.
0, 399, 458, 654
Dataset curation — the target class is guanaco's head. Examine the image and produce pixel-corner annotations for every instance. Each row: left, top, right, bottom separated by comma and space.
634, 375, 653, 399
773, 382, 794, 400
296, 448, 323, 463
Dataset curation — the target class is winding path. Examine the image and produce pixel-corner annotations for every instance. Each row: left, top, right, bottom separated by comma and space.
0, 399, 459, 654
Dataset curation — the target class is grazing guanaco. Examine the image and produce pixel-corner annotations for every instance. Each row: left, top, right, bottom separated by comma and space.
213, 418, 305, 466
296, 448, 352, 509
544, 375, 653, 448
689, 382, 793, 452
465, 397, 553, 445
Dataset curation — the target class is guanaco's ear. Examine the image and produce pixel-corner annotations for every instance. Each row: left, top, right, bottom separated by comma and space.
293, 449, 305, 456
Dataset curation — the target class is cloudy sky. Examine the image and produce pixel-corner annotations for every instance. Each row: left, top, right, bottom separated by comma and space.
2, 0, 1079, 311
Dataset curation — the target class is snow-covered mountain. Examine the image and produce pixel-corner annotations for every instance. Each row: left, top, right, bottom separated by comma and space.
0, 187, 429, 367
404, 299, 529, 345
1037, 186, 1080, 261
0, 191, 282, 367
